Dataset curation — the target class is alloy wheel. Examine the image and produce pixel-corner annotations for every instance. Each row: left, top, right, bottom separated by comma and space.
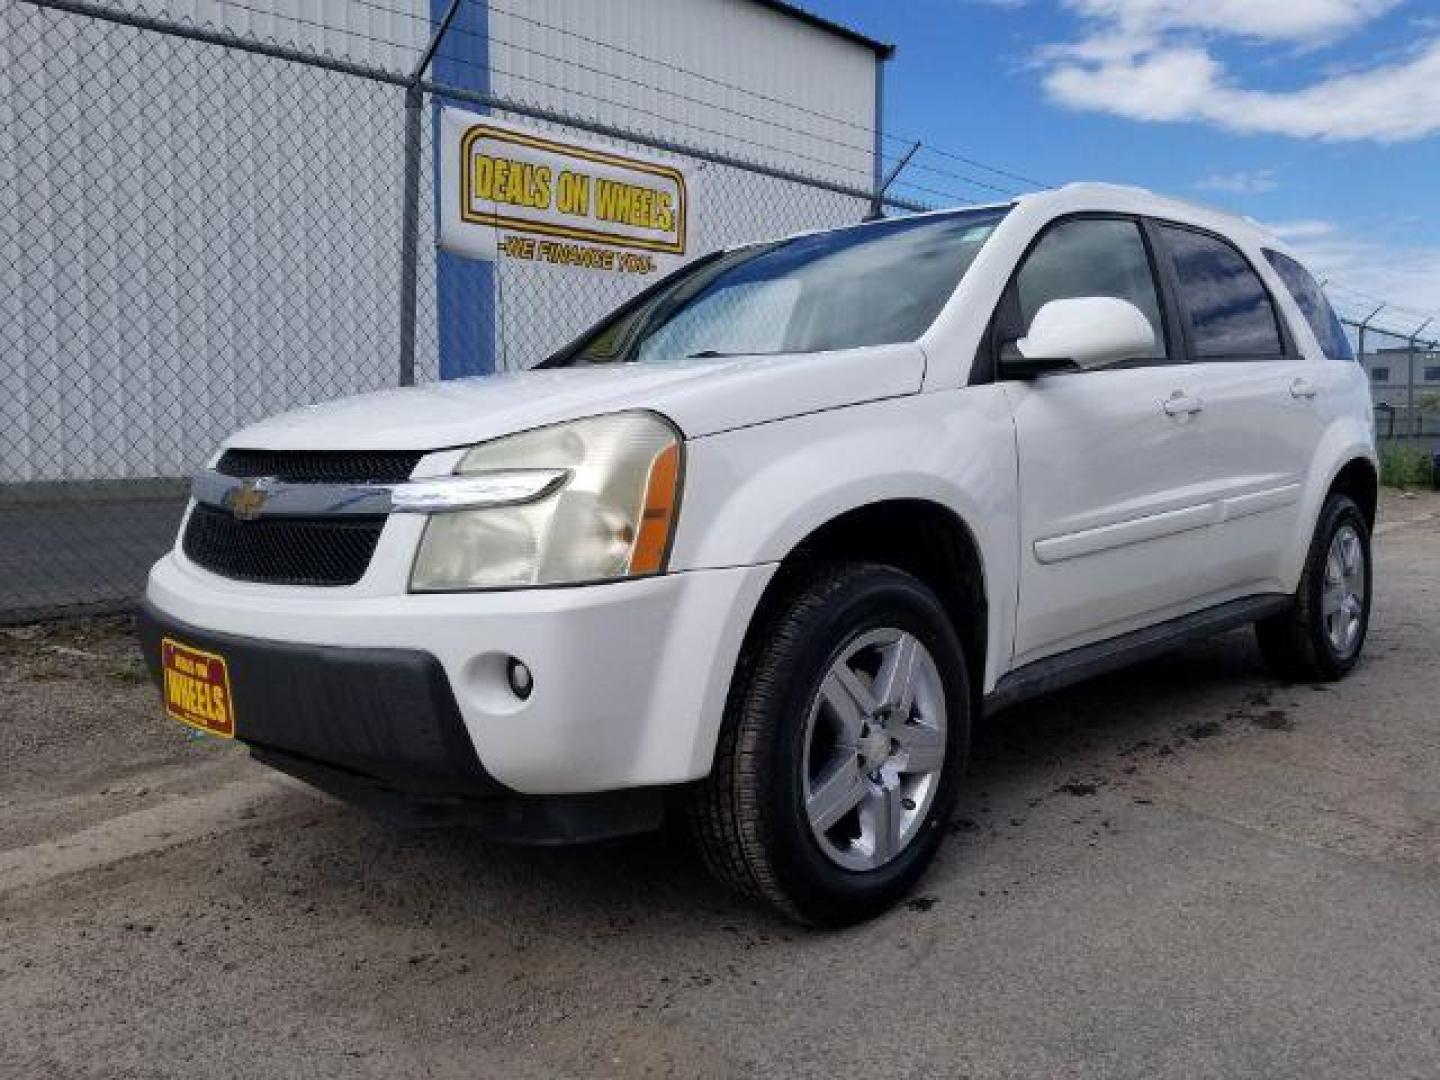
1322, 523, 1367, 658
801, 628, 947, 872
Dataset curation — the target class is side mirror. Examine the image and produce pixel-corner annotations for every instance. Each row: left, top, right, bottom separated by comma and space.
1001, 297, 1156, 378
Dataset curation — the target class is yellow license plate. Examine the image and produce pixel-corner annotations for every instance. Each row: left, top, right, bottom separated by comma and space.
160, 637, 235, 738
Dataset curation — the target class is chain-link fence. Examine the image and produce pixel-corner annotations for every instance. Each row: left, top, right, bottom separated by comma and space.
10, 0, 1430, 622
1, 0, 920, 620
1342, 318, 1440, 451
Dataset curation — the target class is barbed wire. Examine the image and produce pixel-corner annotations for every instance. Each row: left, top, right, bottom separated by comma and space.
106, 0, 426, 59
472, 37, 883, 161
448, 31, 1030, 203
1326, 281, 1440, 333
483, 0, 1049, 190
18, 1, 1439, 334
84, 0, 1045, 203
481, 1, 1047, 195
884, 153, 1028, 198
441, 61, 917, 195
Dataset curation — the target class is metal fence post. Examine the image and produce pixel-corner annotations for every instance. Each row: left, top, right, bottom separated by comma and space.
397, 84, 423, 388
867, 139, 920, 220
1406, 320, 1432, 437
1411, 339, 1422, 437
397, 0, 466, 387
1357, 303, 1385, 369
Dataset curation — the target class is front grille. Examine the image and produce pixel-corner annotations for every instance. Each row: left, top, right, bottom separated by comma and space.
216, 448, 423, 485
182, 503, 385, 586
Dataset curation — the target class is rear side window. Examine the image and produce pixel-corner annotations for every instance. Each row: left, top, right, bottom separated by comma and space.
1014, 218, 1169, 362
1263, 249, 1355, 362
1160, 225, 1284, 359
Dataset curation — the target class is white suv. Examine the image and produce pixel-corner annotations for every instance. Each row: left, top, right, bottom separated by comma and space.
142, 183, 1377, 925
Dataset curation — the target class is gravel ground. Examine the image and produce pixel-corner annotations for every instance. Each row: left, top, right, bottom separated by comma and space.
2, 490, 1438, 1079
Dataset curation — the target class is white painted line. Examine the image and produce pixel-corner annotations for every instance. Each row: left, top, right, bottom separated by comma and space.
0, 778, 297, 896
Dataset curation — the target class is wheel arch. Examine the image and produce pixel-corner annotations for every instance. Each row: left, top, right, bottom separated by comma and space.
738, 498, 990, 717
1280, 425, 1378, 590
1326, 456, 1379, 532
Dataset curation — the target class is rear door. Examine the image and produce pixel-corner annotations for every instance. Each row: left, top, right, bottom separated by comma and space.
999, 215, 1217, 665
1149, 222, 1327, 601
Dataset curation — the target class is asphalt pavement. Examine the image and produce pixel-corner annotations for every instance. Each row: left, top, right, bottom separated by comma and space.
0, 495, 186, 621
2, 491, 1438, 1079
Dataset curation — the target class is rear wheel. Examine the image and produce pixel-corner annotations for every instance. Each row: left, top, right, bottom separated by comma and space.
1256, 493, 1371, 682
688, 563, 970, 926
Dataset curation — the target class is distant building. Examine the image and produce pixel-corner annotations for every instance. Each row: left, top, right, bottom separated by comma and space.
1358, 345, 1440, 409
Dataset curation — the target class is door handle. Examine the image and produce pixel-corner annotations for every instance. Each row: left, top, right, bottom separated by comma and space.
1290, 377, 1318, 400
1163, 392, 1204, 417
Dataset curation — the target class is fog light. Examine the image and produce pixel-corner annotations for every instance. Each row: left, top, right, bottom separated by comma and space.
506, 657, 534, 700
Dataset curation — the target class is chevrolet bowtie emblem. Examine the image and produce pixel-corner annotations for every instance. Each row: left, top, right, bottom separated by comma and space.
224, 477, 272, 522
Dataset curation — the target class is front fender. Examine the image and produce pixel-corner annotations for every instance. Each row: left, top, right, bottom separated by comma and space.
670, 387, 1019, 692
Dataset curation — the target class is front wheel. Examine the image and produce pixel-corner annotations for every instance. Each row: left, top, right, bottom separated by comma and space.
688, 563, 970, 926
1256, 493, 1372, 682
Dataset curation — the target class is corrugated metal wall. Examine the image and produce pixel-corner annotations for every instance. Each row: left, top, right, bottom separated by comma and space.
111, 0, 428, 73
1, 0, 430, 483
488, 0, 876, 184
2, 0, 879, 480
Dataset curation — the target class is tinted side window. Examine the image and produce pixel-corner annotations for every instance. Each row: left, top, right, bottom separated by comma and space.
1161, 225, 1283, 359
1263, 249, 1355, 362
1015, 218, 1168, 362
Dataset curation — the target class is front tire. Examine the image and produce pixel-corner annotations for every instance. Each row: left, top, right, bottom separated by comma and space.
1256, 493, 1372, 682
688, 563, 970, 927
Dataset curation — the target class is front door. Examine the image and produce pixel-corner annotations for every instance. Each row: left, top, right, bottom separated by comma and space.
999, 216, 1218, 664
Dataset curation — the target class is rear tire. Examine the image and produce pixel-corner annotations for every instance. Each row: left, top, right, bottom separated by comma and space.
1256, 493, 1371, 682
688, 563, 970, 927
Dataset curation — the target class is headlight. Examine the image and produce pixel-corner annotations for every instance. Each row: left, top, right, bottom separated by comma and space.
409, 411, 682, 591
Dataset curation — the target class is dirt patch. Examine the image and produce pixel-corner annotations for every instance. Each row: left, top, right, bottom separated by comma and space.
1252, 709, 1295, 731
1184, 720, 1224, 740
0, 613, 251, 851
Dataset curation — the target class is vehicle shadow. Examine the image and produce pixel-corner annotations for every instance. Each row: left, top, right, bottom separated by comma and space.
291, 628, 1282, 942
967, 626, 1271, 783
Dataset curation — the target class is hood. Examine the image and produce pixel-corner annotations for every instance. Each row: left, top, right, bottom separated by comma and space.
223, 343, 926, 452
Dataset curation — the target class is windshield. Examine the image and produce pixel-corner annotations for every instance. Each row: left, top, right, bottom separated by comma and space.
546, 207, 1010, 366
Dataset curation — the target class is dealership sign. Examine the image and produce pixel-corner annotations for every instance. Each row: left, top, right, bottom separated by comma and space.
439, 108, 689, 276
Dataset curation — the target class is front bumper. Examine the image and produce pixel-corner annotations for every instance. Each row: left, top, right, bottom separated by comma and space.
138, 601, 496, 797
138, 602, 673, 840
143, 552, 775, 797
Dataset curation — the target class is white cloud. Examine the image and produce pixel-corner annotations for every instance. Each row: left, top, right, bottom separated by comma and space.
1065, 0, 1399, 43
1271, 220, 1440, 325
1269, 220, 1338, 240
1041, 1, 1440, 142
1195, 169, 1280, 194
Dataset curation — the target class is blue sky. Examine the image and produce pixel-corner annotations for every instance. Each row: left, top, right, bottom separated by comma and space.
806, 0, 1440, 332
